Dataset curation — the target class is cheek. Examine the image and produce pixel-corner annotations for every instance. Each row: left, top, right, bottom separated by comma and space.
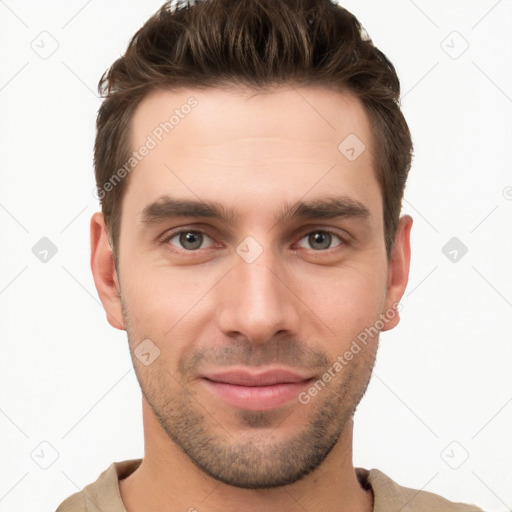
121, 257, 182, 313
297, 263, 387, 337
120, 261, 214, 350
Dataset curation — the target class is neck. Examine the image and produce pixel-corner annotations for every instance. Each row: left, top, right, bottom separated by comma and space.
119, 398, 373, 512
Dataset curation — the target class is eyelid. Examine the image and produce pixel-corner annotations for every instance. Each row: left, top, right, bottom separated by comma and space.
293, 224, 351, 242
160, 227, 217, 251
297, 231, 341, 246
159, 225, 351, 255
294, 228, 349, 250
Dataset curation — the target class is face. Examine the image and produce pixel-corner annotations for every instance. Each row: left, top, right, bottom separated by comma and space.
92, 85, 411, 489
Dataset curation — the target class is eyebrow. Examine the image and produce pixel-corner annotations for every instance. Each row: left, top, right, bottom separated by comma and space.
139, 195, 371, 227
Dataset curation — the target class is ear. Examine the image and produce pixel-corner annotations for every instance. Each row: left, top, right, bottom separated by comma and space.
381, 214, 413, 331
90, 211, 125, 330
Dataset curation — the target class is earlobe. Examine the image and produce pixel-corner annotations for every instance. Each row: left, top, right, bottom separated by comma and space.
90, 211, 126, 331
382, 214, 413, 332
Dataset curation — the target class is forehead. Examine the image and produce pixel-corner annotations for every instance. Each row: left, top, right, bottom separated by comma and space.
124, 85, 382, 229
131, 85, 373, 153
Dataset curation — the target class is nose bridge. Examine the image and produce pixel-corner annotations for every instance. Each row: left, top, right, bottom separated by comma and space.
216, 244, 298, 343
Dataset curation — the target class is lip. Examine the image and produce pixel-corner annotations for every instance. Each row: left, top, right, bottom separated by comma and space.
200, 368, 315, 411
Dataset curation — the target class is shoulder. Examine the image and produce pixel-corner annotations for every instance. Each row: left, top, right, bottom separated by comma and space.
357, 468, 484, 512
55, 492, 86, 512
55, 459, 142, 512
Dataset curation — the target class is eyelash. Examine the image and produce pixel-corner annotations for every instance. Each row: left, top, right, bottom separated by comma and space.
160, 228, 349, 254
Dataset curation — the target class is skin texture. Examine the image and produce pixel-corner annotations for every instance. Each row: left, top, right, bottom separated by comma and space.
91, 85, 412, 512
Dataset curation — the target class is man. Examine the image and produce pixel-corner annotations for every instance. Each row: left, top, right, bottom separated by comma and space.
56, 0, 483, 510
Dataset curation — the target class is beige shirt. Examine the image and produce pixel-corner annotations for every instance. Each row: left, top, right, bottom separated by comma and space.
56, 459, 483, 512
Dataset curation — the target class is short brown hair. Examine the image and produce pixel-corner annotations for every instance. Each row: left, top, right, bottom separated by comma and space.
94, 0, 413, 266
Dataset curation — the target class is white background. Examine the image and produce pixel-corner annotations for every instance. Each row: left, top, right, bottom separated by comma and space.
0, 1, 511, 511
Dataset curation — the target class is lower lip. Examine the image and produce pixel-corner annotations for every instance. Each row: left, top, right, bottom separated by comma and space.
201, 378, 312, 411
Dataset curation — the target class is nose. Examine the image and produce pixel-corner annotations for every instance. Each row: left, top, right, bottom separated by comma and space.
215, 246, 301, 345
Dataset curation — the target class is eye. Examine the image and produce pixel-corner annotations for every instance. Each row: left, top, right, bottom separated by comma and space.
297, 230, 344, 251
164, 230, 214, 251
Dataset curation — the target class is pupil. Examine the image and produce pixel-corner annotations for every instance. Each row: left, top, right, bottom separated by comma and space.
310, 231, 330, 250
181, 231, 202, 249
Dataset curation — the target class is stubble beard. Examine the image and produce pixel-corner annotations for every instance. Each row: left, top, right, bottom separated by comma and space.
120, 291, 378, 489
131, 339, 377, 489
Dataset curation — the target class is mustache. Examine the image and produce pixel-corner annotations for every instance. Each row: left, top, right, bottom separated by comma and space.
178, 336, 330, 376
